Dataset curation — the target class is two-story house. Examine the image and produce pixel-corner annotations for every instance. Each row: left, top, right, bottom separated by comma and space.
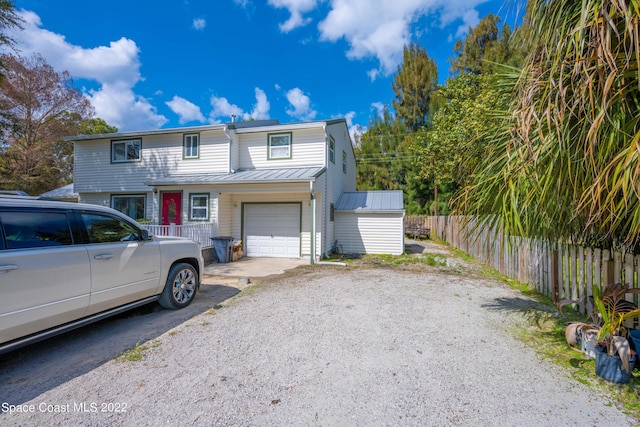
68, 118, 404, 261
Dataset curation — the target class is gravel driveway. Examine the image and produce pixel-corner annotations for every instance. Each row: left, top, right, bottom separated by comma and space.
0, 256, 637, 426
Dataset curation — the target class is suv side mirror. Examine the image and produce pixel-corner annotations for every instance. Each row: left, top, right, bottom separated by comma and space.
141, 229, 151, 240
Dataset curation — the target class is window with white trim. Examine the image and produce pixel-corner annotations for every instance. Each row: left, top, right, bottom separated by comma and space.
184, 134, 199, 159
329, 136, 335, 163
189, 193, 209, 221
268, 133, 292, 159
111, 139, 141, 163
111, 195, 146, 221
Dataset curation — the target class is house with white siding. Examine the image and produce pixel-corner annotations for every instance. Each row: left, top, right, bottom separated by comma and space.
68, 118, 404, 262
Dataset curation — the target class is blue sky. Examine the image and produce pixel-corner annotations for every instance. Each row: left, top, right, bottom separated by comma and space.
6, 0, 524, 136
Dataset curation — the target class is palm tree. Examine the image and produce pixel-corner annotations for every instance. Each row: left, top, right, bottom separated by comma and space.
455, 0, 640, 249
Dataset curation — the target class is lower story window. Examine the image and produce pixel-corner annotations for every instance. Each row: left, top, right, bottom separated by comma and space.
112, 195, 146, 221
189, 193, 209, 221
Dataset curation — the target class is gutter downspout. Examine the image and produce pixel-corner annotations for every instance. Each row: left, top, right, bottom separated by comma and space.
223, 125, 234, 174
310, 180, 316, 265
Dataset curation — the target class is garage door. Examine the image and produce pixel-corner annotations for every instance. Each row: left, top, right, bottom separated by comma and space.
245, 204, 300, 257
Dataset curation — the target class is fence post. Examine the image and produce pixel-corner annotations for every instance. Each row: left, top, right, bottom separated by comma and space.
551, 249, 559, 304
603, 259, 615, 286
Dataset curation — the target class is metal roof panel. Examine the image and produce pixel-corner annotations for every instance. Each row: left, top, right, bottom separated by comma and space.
145, 166, 326, 186
335, 190, 404, 212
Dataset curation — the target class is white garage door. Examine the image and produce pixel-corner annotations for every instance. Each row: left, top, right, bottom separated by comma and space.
245, 204, 300, 257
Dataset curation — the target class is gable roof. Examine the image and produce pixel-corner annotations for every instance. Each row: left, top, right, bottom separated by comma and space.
145, 166, 326, 186
335, 190, 404, 213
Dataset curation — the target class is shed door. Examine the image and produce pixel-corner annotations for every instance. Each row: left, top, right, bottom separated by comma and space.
245, 204, 300, 257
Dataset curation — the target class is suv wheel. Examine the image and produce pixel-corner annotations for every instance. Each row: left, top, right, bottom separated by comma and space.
159, 263, 198, 309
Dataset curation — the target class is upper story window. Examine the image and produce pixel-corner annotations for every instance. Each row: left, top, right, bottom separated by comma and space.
268, 133, 292, 160
342, 151, 347, 174
111, 139, 141, 163
329, 136, 335, 164
184, 134, 199, 159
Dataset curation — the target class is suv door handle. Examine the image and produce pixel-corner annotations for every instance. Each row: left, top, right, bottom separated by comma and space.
94, 254, 114, 260
0, 264, 18, 273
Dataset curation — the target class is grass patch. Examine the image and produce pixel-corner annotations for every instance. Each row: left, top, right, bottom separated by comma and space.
117, 341, 156, 362
339, 252, 448, 268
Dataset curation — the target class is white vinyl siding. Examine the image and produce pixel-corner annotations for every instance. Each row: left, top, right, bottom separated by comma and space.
323, 122, 356, 256
74, 129, 229, 193
334, 212, 404, 255
237, 128, 326, 169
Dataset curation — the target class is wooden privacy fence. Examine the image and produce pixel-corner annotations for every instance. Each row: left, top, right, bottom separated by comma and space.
407, 215, 640, 314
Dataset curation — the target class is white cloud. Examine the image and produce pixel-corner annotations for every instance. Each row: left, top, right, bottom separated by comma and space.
245, 87, 270, 120
166, 96, 206, 124
371, 102, 385, 118
265, 0, 487, 77
7, 9, 167, 131
285, 87, 316, 121
89, 83, 168, 130
268, 0, 318, 32
454, 9, 480, 38
209, 96, 244, 123
208, 88, 271, 123
193, 18, 206, 30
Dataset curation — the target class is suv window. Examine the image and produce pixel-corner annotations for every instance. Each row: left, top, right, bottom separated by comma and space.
81, 213, 142, 243
0, 211, 73, 249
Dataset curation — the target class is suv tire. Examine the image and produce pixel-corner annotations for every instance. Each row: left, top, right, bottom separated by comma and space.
159, 263, 198, 309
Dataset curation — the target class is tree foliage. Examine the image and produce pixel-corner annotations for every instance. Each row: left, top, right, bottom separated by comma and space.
0, 1, 22, 73
0, 54, 95, 195
451, 13, 529, 75
454, 0, 640, 248
391, 43, 438, 132
78, 117, 118, 135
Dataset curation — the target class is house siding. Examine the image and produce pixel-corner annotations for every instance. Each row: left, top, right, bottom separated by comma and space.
237, 128, 326, 170
335, 212, 404, 255
74, 129, 229, 193
70, 119, 357, 261
323, 122, 356, 256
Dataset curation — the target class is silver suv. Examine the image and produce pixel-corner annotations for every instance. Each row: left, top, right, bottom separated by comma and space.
0, 197, 204, 354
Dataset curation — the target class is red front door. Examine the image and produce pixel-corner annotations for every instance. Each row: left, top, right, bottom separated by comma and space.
161, 192, 182, 225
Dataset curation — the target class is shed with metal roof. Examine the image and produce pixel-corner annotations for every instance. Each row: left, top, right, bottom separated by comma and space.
334, 190, 405, 255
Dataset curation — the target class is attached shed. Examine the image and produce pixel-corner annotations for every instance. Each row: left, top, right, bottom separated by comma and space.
334, 190, 405, 255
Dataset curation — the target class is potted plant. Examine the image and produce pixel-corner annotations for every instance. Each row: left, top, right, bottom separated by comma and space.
592, 283, 640, 384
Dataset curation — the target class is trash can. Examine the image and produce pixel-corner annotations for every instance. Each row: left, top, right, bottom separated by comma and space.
211, 236, 234, 263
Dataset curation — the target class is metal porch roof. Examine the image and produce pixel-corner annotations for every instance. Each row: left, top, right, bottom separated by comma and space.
334, 190, 404, 212
145, 166, 326, 186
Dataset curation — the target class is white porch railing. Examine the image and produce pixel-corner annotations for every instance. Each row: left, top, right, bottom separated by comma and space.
140, 223, 215, 249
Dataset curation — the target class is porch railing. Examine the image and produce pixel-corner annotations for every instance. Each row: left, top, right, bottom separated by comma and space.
140, 223, 215, 249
